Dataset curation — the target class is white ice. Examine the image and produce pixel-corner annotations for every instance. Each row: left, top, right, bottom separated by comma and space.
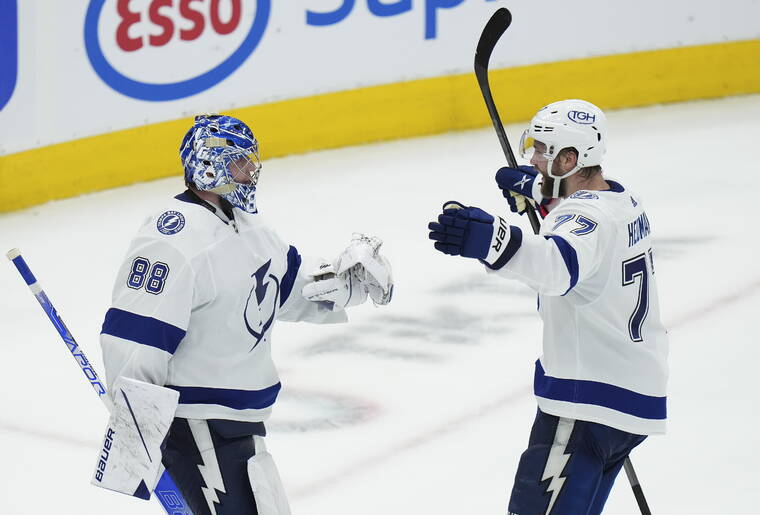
1, 95, 758, 514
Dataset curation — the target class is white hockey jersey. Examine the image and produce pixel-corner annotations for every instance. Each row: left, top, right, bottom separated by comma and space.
490, 180, 668, 435
100, 190, 346, 422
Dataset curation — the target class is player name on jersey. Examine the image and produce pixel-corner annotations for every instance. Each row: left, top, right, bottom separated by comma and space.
628, 211, 651, 247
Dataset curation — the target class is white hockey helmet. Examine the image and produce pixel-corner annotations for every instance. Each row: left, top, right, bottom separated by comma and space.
519, 99, 607, 197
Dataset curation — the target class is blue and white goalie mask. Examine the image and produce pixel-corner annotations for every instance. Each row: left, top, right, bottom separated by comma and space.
180, 114, 262, 213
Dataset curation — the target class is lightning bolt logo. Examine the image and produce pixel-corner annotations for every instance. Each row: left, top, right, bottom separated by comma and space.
541, 418, 575, 514
244, 260, 280, 351
188, 420, 227, 512
253, 260, 270, 304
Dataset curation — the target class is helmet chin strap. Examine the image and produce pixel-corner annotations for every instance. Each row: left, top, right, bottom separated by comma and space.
546, 158, 582, 198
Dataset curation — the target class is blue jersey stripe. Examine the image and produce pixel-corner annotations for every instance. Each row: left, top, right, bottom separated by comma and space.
545, 235, 579, 295
101, 308, 186, 354
166, 383, 281, 410
533, 360, 666, 420
280, 245, 301, 307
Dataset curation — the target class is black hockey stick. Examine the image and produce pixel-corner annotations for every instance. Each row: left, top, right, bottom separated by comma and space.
476, 8, 652, 515
624, 456, 652, 514
474, 8, 541, 235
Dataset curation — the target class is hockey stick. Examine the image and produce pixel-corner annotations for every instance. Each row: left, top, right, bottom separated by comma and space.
474, 7, 541, 235
6, 248, 194, 515
624, 455, 652, 514
475, 9, 652, 514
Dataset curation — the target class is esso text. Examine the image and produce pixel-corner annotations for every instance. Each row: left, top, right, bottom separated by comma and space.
116, 0, 242, 52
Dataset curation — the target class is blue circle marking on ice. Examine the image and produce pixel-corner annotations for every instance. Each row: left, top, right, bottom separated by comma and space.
157, 211, 186, 235
83, 0, 271, 101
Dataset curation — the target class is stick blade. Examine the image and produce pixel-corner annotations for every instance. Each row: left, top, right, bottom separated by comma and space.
475, 8, 512, 69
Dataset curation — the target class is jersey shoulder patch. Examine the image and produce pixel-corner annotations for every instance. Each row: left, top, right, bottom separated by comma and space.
156, 210, 186, 235
567, 190, 599, 200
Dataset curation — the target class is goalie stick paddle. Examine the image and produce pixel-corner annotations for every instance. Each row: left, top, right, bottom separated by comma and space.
474, 8, 541, 235
6, 249, 194, 515
475, 9, 652, 515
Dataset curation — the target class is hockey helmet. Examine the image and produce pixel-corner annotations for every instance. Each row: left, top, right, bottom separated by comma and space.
179, 114, 262, 213
519, 99, 607, 197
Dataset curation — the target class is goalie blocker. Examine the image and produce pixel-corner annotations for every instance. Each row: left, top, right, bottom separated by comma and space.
93, 377, 291, 514
92, 377, 179, 499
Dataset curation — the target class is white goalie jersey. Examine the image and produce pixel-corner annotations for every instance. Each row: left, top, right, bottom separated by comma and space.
490, 181, 668, 435
100, 191, 346, 422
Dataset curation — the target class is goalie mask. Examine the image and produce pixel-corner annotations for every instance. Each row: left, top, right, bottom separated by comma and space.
518, 99, 607, 198
179, 114, 262, 213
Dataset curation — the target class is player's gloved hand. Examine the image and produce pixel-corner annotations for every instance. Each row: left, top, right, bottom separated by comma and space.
428, 201, 522, 269
301, 261, 368, 310
333, 234, 393, 306
301, 234, 393, 309
495, 165, 545, 214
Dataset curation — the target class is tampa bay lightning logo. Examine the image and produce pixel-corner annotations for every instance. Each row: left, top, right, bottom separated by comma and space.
568, 191, 599, 200
244, 260, 280, 351
156, 211, 186, 235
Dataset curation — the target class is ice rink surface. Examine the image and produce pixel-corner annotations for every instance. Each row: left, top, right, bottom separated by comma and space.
1, 95, 758, 514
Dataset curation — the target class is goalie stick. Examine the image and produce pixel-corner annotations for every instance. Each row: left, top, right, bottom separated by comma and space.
474, 9, 652, 515
6, 248, 194, 515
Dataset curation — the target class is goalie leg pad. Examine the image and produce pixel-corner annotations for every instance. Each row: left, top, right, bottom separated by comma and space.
247, 436, 292, 515
161, 419, 266, 514
91, 377, 179, 499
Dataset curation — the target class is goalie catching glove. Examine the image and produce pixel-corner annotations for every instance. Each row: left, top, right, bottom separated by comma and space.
301, 233, 393, 310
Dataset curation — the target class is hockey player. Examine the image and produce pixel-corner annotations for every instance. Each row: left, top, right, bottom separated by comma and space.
97, 114, 393, 514
428, 100, 667, 514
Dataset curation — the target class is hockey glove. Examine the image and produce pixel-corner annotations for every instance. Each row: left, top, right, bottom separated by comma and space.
301, 234, 393, 309
495, 165, 546, 214
333, 233, 393, 306
428, 201, 523, 270
301, 261, 368, 310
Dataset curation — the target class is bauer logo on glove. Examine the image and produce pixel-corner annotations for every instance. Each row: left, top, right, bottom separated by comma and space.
428, 201, 523, 270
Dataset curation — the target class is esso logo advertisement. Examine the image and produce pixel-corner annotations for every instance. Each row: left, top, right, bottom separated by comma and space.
84, 0, 270, 101
0, 0, 18, 111
567, 110, 596, 125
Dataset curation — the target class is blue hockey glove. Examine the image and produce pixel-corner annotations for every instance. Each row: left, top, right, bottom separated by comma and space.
495, 165, 545, 214
428, 201, 523, 269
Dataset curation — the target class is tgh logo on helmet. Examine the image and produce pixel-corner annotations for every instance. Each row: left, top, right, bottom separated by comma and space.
568, 110, 596, 124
